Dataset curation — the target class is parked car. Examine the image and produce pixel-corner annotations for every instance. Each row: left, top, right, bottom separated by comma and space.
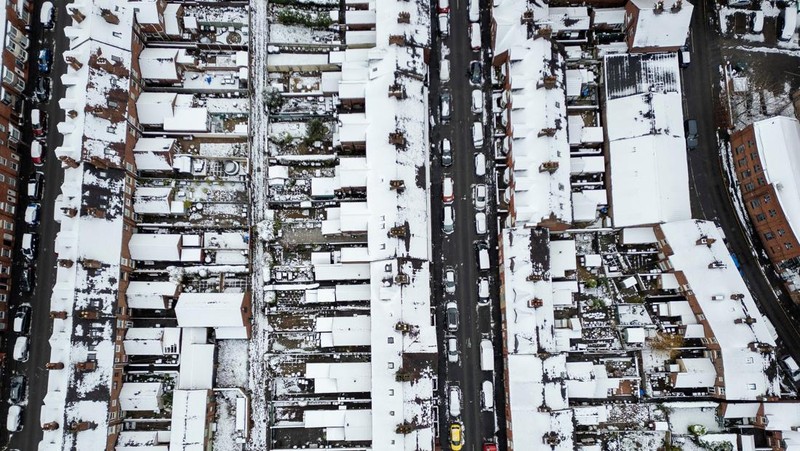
475, 212, 487, 234
442, 205, 454, 235
27, 172, 44, 201
472, 123, 484, 148
474, 184, 487, 210
470, 23, 481, 50
447, 337, 459, 363
685, 119, 698, 150
446, 301, 458, 331
444, 267, 456, 294
8, 375, 26, 404
24, 203, 41, 226
31, 141, 44, 166
450, 423, 464, 451
449, 386, 462, 417
678, 47, 691, 68
471, 89, 483, 114
469, 61, 482, 86
440, 90, 452, 121
443, 176, 454, 203
38, 48, 52, 73
12, 337, 29, 362
441, 138, 452, 167
478, 277, 489, 304
12, 307, 31, 334
21, 233, 38, 262
40, 1, 55, 29
438, 13, 449, 37
34, 77, 50, 103
6, 405, 22, 432
438, 0, 450, 13
18, 266, 34, 294
440, 58, 450, 82
474, 152, 486, 176
31, 109, 47, 137
476, 240, 490, 270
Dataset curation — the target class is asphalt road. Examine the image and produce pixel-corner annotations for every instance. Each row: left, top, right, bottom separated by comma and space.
684, 0, 800, 364
2, 0, 68, 448
430, 0, 503, 449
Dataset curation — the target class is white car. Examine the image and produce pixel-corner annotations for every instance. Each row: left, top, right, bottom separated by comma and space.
438, 13, 449, 37
474, 153, 486, 177
444, 268, 456, 294
24, 203, 40, 226
474, 184, 487, 210
478, 277, 489, 304
447, 337, 459, 363
475, 212, 487, 235
471, 89, 483, 114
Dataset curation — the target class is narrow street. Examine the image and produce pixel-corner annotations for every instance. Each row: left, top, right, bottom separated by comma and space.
684, 0, 800, 362
430, 0, 503, 449
1, 0, 68, 448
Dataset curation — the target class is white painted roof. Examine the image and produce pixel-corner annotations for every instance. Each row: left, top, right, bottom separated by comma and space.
175, 293, 246, 328
628, 0, 694, 49
129, 234, 182, 261
170, 390, 210, 451
120, 382, 162, 412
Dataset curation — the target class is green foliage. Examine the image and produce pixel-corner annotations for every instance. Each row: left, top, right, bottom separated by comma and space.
304, 118, 328, 145
585, 278, 598, 288
688, 424, 708, 436
276, 9, 333, 29
264, 88, 285, 113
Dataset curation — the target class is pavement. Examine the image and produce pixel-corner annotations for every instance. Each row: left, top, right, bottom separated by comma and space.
1, 0, 68, 448
430, 1, 504, 450
684, 0, 800, 364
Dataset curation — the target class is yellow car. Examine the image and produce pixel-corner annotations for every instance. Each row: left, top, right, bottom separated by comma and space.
450, 423, 463, 451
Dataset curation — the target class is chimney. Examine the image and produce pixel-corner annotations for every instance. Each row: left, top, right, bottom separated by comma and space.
69, 422, 94, 432
389, 35, 405, 46
100, 9, 120, 25
49, 311, 68, 320
63, 207, 78, 218
653, 1, 664, 13
78, 310, 99, 319
77, 361, 97, 372
42, 421, 59, 431
82, 259, 102, 269
671, 0, 683, 12
65, 56, 83, 71
69, 8, 86, 23
397, 12, 410, 24
58, 259, 74, 268
68, 110, 79, 119
45, 362, 65, 370
59, 156, 80, 169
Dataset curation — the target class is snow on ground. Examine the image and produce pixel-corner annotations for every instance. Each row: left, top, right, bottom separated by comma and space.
247, 0, 271, 448
605, 431, 666, 451
216, 340, 249, 387
212, 390, 246, 451
268, 23, 339, 44
664, 402, 723, 435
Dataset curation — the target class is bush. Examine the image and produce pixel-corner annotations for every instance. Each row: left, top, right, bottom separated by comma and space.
276, 9, 333, 29
304, 118, 328, 145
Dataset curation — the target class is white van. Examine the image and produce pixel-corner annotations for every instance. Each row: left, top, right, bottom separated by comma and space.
477, 242, 490, 270
448, 386, 461, 417
474, 153, 486, 177
469, 0, 479, 22
40, 1, 55, 29
779, 7, 797, 41
6, 405, 22, 432
481, 381, 494, 410
472, 122, 484, 147
440, 59, 450, 82
471, 89, 483, 114
13, 337, 29, 362
470, 23, 481, 50
480, 339, 494, 371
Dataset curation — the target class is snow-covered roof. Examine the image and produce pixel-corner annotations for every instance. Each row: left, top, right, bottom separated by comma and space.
674, 358, 716, 388
178, 341, 214, 390
175, 293, 248, 330
605, 53, 691, 227
500, 227, 573, 448
760, 403, 800, 430
592, 7, 626, 26
137, 92, 177, 125
658, 220, 779, 400
126, 280, 179, 309
139, 47, 193, 81
548, 7, 590, 31
315, 316, 370, 347
501, 35, 572, 227
170, 390, 211, 450
306, 362, 372, 393
120, 382, 163, 412
627, 0, 694, 50
751, 117, 800, 242
123, 327, 181, 355
302, 409, 372, 441
129, 234, 182, 261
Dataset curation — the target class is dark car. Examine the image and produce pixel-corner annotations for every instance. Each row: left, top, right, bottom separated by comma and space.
18, 266, 34, 294
8, 375, 26, 403
27, 172, 44, 201
12, 307, 31, 334
469, 61, 482, 86
34, 77, 50, 103
21, 232, 38, 262
38, 48, 52, 74
685, 119, 698, 150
